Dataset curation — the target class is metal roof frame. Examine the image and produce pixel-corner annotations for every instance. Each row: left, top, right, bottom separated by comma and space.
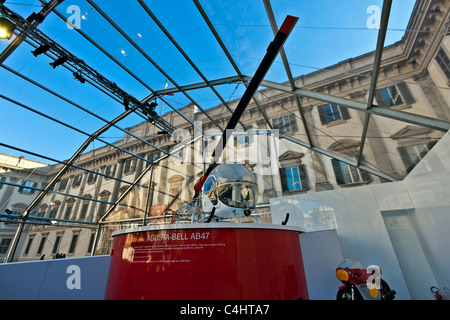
2, 0, 449, 262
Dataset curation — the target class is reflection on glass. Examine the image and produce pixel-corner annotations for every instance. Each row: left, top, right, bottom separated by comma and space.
379, 86, 403, 107
331, 158, 371, 185
435, 48, 450, 80
204, 175, 218, 205
217, 183, 257, 209
205, 164, 258, 209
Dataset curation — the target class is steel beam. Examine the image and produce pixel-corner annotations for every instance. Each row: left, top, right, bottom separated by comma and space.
5, 102, 141, 262
97, 134, 203, 224
86, 0, 223, 131
263, 0, 313, 148
254, 78, 450, 132
357, 0, 393, 166
209, 15, 298, 167
0, 142, 132, 185
280, 133, 397, 182
193, 0, 274, 129
47, 4, 202, 133
0, 94, 166, 163
0, 0, 62, 63
0, 180, 115, 205
1, 64, 168, 156
138, 0, 247, 130
152, 76, 243, 97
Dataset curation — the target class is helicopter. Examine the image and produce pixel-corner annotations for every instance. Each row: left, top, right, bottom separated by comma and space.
170, 163, 259, 223
168, 15, 298, 223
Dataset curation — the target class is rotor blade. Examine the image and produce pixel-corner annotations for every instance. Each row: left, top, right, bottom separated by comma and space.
207, 15, 298, 175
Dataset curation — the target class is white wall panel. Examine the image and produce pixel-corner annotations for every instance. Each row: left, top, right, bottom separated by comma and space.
270, 131, 450, 299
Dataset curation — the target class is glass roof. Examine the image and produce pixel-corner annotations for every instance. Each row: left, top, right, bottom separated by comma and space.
0, 0, 420, 162
0, 0, 448, 225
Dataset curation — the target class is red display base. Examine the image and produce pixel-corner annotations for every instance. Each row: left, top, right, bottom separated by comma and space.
104, 224, 308, 300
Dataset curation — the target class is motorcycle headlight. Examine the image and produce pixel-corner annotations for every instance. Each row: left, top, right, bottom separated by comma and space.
369, 285, 379, 298
336, 268, 349, 282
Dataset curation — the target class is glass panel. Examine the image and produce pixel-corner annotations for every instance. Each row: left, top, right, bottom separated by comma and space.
1, 0, 446, 262
361, 114, 444, 180
375, 0, 450, 124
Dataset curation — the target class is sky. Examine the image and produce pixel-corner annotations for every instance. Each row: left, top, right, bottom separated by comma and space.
0, 0, 416, 164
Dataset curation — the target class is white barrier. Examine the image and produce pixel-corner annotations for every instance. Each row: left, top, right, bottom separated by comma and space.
0, 255, 111, 300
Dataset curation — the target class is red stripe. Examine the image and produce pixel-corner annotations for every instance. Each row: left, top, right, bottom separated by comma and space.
279, 15, 299, 34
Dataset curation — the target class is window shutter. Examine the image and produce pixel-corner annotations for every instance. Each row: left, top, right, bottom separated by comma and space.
360, 169, 371, 182
397, 146, 414, 173
396, 82, 415, 105
279, 168, 289, 192
339, 106, 351, 120
289, 113, 298, 132
317, 105, 328, 125
374, 89, 386, 107
30, 182, 38, 195
427, 140, 437, 150
331, 159, 345, 185
299, 165, 309, 189
272, 118, 280, 129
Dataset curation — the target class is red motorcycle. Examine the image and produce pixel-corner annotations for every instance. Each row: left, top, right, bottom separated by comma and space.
335, 260, 396, 300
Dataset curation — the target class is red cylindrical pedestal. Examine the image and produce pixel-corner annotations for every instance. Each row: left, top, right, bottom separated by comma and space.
104, 224, 308, 300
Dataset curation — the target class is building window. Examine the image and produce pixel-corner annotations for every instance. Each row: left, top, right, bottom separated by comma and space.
331, 158, 371, 185
318, 104, 350, 125
272, 114, 297, 133
48, 208, 58, 219
0, 238, 12, 254
19, 180, 37, 194
97, 201, 108, 218
96, 191, 111, 221
37, 205, 46, 217
52, 235, 61, 254
275, 116, 291, 133
87, 171, 97, 184
79, 201, 90, 221
123, 158, 136, 174
375, 83, 415, 107
435, 48, 450, 79
280, 165, 308, 192
87, 233, 95, 254
37, 237, 46, 254
104, 164, 116, 179
398, 142, 436, 173
58, 178, 68, 191
24, 237, 34, 255
64, 205, 73, 220
378, 86, 403, 107
68, 234, 78, 254
147, 153, 158, 162
72, 174, 83, 188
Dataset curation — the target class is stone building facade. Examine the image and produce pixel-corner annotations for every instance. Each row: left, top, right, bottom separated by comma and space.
0, 154, 51, 262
